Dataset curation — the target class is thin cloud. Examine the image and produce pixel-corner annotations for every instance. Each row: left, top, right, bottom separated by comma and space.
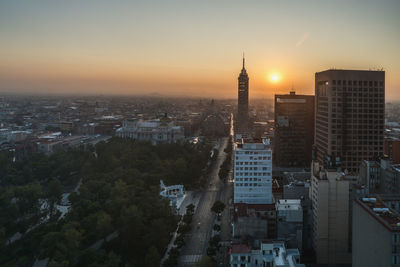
296, 32, 310, 47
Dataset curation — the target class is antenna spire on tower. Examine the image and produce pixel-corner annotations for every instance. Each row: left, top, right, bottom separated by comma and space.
242, 52, 245, 69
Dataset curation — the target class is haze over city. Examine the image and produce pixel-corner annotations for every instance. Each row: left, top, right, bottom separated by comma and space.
1, 0, 399, 99
2, 1, 400, 266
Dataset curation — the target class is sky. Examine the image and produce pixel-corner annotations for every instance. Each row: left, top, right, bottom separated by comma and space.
0, 0, 399, 100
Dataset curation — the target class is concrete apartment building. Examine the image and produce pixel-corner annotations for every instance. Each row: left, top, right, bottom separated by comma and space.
274, 91, 314, 167
385, 137, 400, 164
360, 158, 400, 195
233, 203, 276, 239
310, 161, 351, 264
234, 138, 273, 204
353, 196, 400, 267
315, 69, 385, 172
230, 241, 304, 267
359, 159, 383, 194
276, 199, 303, 251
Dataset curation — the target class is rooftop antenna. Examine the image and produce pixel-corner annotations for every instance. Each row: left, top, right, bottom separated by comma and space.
242, 52, 245, 69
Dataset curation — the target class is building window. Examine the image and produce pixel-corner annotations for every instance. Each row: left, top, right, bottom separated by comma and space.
392, 255, 399, 264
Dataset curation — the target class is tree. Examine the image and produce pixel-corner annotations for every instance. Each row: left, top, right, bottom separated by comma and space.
209, 235, 221, 248
15, 181, 43, 218
40, 231, 64, 258
47, 179, 62, 216
145, 246, 160, 267
174, 234, 185, 248
97, 211, 112, 238
48, 260, 69, 267
186, 203, 195, 215
0, 138, 211, 266
211, 201, 225, 214
206, 246, 216, 257
195, 256, 216, 267
183, 214, 192, 225
104, 252, 121, 267
64, 227, 82, 251
177, 223, 191, 234
164, 247, 179, 267
0, 227, 5, 250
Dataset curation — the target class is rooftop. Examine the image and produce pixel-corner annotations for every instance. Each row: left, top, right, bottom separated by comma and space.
356, 196, 400, 232
231, 243, 251, 254
316, 68, 385, 74
234, 203, 275, 220
276, 199, 302, 211
231, 241, 304, 267
235, 138, 271, 149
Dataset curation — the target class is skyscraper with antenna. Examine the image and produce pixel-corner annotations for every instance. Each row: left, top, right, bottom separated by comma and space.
236, 55, 250, 138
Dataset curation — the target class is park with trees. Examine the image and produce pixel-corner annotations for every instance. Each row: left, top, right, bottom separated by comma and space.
0, 137, 213, 266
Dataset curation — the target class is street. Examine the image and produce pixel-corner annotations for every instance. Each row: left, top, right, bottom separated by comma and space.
178, 115, 234, 266
178, 136, 230, 266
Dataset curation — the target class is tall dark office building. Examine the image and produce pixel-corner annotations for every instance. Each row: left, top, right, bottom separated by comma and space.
235, 56, 249, 136
315, 69, 385, 172
274, 91, 315, 167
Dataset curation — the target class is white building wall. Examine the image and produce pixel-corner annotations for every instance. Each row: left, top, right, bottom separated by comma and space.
117, 119, 184, 145
230, 242, 303, 267
234, 140, 273, 204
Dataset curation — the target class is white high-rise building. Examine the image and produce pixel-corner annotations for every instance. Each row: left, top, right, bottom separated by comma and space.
234, 139, 273, 204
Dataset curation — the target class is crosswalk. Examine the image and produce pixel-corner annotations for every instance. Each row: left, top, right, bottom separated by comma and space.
180, 254, 203, 263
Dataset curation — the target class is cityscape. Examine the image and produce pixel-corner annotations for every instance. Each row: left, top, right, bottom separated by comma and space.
1, 1, 400, 267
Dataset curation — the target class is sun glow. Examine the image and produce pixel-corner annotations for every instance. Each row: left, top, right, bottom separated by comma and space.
270, 73, 280, 83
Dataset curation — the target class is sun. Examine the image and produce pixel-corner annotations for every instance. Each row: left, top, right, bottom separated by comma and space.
271, 74, 279, 83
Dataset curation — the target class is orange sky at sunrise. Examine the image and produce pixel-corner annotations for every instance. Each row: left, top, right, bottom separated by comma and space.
0, 1, 399, 100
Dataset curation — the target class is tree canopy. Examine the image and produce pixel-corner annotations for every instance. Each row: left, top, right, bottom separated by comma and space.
211, 201, 226, 214
0, 137, 212, 266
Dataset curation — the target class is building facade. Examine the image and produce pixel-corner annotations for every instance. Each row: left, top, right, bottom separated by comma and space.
234, 139, 273, 204
353, 196, 400, 267
385, 137, 400, 164
159, 180, 185, 213
276, 199, 303, 251
315, 69, 385, 172
310, 161, 351, 264
230, 241, 304, 267
274, 91, 314, 167
116, 118, 184, 145
359, 158, 400, 195
233, 203, 276, 239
